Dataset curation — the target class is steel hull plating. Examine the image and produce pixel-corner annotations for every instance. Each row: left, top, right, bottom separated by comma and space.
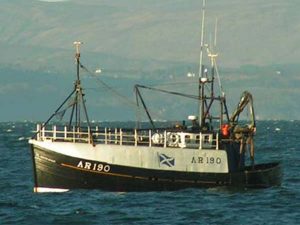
30, 144, 282, 192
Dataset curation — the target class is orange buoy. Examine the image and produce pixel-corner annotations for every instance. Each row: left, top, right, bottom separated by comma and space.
221, 124, 230, 137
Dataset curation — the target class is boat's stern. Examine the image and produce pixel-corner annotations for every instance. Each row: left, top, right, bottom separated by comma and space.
231, 162, 282, 188
245, 162, 282, 188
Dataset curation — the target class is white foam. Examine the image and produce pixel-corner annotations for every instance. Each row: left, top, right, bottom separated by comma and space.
34, 187, 69, 193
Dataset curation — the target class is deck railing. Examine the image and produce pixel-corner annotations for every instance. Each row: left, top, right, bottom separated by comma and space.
35, 124, 219, 150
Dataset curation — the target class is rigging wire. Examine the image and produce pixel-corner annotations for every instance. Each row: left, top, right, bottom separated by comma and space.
79, 63, 204, 122
79, 63, 164, 121
135, 85, 200, 100
213, 57, 225, 96
79, 63, 137, 107
151, 81, 197, 88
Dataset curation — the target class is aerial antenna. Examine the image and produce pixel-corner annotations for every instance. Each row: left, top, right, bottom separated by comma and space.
198, 0, 206, 78
74, 41, 82, 55
212, 17, 225, 97
214, 17, 218, 48
73, 41, 83, 81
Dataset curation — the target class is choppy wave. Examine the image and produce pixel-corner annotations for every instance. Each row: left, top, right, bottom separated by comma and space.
0, 121, 299, 224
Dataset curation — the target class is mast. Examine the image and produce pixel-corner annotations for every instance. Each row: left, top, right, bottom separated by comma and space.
197, 2, 229, 129
69, 41, 93, 132
35, 41, 94, 141
72, 41, 83, 127
199, 0, 206, 128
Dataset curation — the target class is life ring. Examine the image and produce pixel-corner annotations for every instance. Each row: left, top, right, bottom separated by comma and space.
168, 133, 179, 146
152, 133, 164, 144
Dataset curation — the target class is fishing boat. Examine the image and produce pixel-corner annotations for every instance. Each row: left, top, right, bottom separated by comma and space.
29, 2, 281, 193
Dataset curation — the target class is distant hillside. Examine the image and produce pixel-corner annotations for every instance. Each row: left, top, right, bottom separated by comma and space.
1, 0, 300, 70
1, 62, 299, 121
0, 0, 300, 121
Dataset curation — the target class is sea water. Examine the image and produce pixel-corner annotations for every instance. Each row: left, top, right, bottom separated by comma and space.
0, 121, 299, 225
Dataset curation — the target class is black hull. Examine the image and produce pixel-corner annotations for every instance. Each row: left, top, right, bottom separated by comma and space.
31, 145, 282, 192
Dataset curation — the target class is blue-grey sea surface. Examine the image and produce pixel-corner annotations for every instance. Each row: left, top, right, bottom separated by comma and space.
0, 121, 299, 225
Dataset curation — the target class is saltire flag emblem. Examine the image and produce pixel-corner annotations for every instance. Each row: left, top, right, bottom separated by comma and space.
158, 153, 175, 167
